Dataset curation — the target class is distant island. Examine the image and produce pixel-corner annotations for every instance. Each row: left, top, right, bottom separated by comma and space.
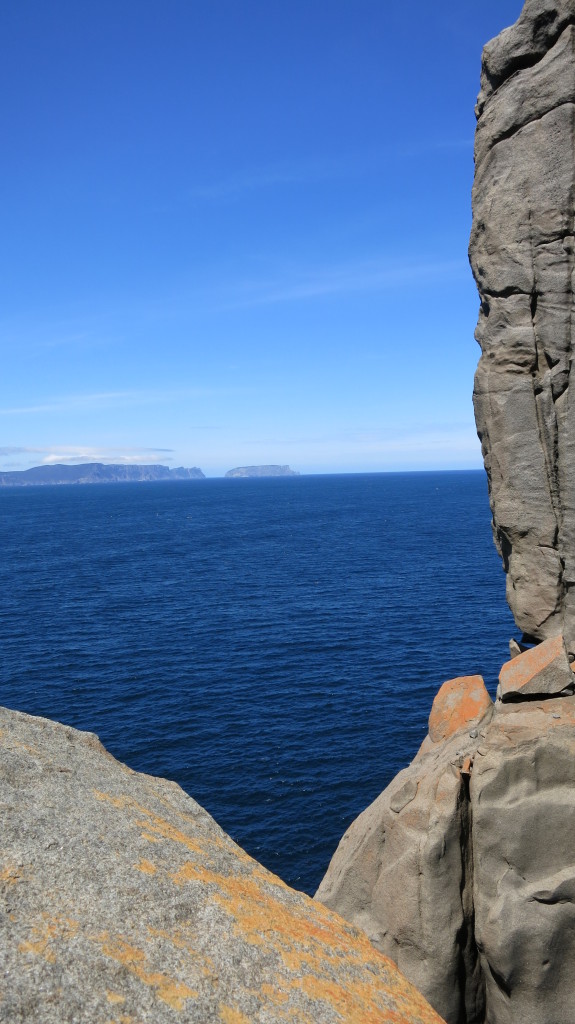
0, 463, 205, 487
225, 465, 299, 479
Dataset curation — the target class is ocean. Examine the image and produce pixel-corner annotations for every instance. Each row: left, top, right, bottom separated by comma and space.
0, 470, 515, 894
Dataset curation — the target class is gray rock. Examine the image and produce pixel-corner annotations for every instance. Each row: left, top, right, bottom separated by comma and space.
472, 699, 575, 1024
0, 706, 444, 1024
316, 685, 575, 1024
469, 0, 575, 651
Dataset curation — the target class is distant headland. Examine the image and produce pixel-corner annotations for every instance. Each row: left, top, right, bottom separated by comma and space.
225, 465, 299, 478
0, 463, 205, 486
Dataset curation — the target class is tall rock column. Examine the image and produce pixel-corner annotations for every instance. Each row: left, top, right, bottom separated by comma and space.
470, 0, 575, 649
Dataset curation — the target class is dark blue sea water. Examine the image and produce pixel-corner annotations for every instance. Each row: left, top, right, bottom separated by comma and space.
0, 471, 515, 894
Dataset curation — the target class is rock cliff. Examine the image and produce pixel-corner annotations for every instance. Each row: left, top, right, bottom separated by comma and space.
316, 642, 575, 1024
470, 0, 575, 650
0, 705, 444, 1024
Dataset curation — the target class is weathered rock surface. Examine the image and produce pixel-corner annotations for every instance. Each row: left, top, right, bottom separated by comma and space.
316, 669, 575, 1024
498, 633, 575, 700
0, 706, 444, 1024
470, 0, 575, 650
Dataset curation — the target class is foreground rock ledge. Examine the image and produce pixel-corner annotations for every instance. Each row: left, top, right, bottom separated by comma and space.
0, 706, 443, 1024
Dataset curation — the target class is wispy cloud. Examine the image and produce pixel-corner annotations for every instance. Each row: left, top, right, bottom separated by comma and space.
188, 142, 473, 203
39, 446, 174, 466
0, 386, 237, 417
217, 257, 468, 309
188, 156, 356, 201
0, 446, 176, 470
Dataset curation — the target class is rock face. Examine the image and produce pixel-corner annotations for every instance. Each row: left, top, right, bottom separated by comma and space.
316, 651, 575, 1024
470, 0, 575, 650
0, 706, 444, 1024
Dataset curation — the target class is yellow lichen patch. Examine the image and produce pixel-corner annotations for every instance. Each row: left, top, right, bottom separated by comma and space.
12, 739, 42, 757
106, 991, 126, 1004
219, 1006, 251, 1024
0, 863, 26, 887
140, 832, 163, 844
135, 859, 157, 875
95, 932, 197, 1011
18, 915, 79, 964
133, 811, 206, 855
260, 984, 288, 1004
207, 868, 442, 1022
94, 791, 129, 809
92, 791, 208, 857
146, 924, 214, 974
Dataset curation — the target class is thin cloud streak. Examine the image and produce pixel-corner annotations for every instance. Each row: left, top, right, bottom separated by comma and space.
220, 258, 468, 309
0, 446, 178, 471
0, 386, 240, 417
40, 447, 175, 466
188, 142, 473, 202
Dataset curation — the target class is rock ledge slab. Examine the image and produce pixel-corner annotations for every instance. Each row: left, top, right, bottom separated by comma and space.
0, 706, 443, 1024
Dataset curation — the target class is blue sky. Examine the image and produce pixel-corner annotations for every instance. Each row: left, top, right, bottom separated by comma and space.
1, 0, 523, 475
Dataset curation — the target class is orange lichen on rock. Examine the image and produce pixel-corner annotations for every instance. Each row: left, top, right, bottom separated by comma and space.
134, 860, 157, 875
94, 933, 198, 1011
428, 675, 492, 743
498, 635, 574, 701
219, 1007, 251, 1024
17, 914, 79, 964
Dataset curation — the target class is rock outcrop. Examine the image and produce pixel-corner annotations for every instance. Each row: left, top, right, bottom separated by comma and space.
0, 705, 444, 1024
316, 648, 575, 1024
470, 0, 575, 651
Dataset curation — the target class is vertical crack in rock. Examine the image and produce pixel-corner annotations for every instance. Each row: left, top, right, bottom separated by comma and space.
456, 767, 485, 1024
527, 207, 562, 540
558, 94, 575, 642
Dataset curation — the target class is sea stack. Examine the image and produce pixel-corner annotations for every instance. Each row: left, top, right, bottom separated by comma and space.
316, 4, 575, 1023
470, 0, 575, 651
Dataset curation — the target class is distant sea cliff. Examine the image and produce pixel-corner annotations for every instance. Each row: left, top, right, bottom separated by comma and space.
0, 463, 205, 486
